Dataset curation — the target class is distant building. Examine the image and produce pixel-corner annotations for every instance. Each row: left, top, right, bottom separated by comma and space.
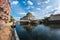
49, 14, 60, 21
20, 12, 35, 20
0, 0, 11, 23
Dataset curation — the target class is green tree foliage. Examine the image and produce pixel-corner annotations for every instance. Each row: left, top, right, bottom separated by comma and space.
10, 16, 14, 22
42, 17, 49, 23
43, 17, 48, 21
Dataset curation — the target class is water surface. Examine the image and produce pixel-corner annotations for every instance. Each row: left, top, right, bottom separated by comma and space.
16, 22, 60, 40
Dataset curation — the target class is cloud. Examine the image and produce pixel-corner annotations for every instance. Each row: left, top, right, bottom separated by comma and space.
11, 1, 19, 5
56, 6, 60, 10
48, 5, 60, 14
26, 6, 34, 10
27, 0, 33, 5
26, 6, 31, 10
30, 12, 36, 16
53, 7, 60, 14
46, 6, 52, 9
47, 7, 60, 15
36, 0, 50, 4
18, 12, 26, 15
31, 6, 34, 8
44, 0, 50, 3
54, 10, 60, 14
22, 1, 27, 5
14, 17, 20, 20
45, 14, 51, 17
23, 1, 26, 4
36, 8, 41, 10
48, 9, 57, 13
37, 3, 41, 5
37, 0, 50, 5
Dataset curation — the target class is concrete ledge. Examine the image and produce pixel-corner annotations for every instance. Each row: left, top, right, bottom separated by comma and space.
0, 25, 12, 40
11, 28, 19, 40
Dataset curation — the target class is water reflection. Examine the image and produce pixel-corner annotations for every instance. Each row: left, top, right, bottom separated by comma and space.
20, 24, 38, 32
16, 22, 60, 40
44, 24, 60, 29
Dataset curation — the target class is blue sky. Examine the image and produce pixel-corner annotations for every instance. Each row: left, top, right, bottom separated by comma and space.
10, 0, 60, 20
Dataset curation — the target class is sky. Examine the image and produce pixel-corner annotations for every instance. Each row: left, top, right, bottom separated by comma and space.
10, 0, 60, 20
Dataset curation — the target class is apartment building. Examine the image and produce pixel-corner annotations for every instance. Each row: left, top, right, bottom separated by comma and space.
0, 0, 11, 23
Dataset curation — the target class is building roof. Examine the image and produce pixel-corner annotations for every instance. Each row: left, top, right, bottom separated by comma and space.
51, 14, 60, 16
20, 12, 35, 20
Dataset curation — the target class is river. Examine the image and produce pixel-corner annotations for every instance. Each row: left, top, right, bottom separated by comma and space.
16, 22, 60, 40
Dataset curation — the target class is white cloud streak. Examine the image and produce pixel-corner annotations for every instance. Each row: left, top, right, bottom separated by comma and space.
18, 12, 26, 15
36, 0, 50, 4
44, 0, 50, 3
11, 1, 19, 5
46, 6, 52, 9
27, 0, 33, 5
36, 8, 41, 10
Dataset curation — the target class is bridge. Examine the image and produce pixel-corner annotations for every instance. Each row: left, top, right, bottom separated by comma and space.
15, 20, 43, 24
16, 20, 31, 22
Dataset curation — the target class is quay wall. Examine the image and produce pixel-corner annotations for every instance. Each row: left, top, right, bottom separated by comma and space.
0, 23, 13, 40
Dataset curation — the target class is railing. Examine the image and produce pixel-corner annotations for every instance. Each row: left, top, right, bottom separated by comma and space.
11, 28, 20, 40
18, 20, 30, 21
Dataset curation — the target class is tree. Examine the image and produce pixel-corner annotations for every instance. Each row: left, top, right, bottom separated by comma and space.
10, 16, 14, 22
42, 17, 49, 23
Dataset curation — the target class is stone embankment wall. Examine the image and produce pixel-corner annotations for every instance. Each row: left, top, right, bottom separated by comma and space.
0, 23, 13, 40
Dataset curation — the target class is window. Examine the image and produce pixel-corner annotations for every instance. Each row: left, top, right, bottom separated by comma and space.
6, 3, 8, 7
7, 11, 9, 13
4, 11, 6, 14
4, 9, 7, 14
0, 7, 3, 12
7, 13, 9, 15
4, 0, 6, 2
0, 17, 2, 19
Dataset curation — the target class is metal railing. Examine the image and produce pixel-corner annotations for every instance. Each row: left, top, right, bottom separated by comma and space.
11, 26, 20, 40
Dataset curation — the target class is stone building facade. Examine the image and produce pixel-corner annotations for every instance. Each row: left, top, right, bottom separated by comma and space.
20, 12, 35, 20
49, 14, 60, 21
0, 0, 11, 23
